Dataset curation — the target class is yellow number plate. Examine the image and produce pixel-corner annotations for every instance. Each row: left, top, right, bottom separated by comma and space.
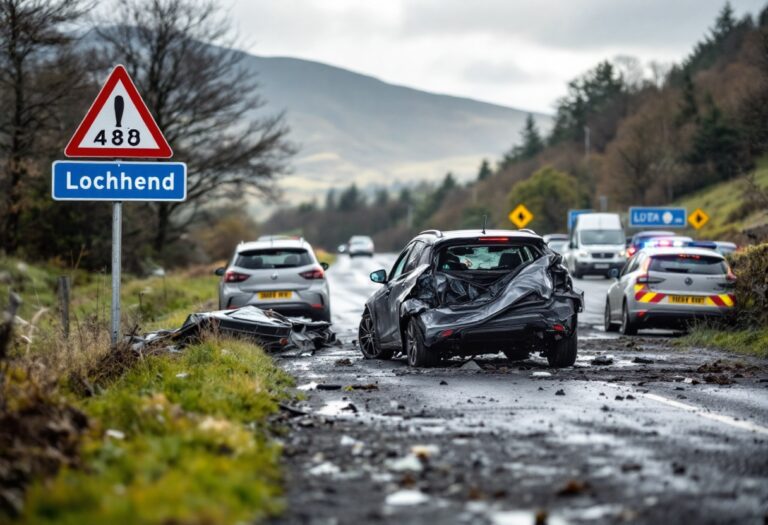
258, 291, 292, 300
668, 295, 706, 305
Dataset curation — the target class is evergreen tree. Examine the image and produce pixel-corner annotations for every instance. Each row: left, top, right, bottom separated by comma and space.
374, 188, 389, 206
477, 159, 492, 181
499, 114, 545, 170
325, 189, 336, 210
338, 184, 363, 211
676, 70, 699, 124
686, 101, 750, 187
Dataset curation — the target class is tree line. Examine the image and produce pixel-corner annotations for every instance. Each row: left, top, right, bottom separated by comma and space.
266, 2, 768, 244
0, 0, 294, 271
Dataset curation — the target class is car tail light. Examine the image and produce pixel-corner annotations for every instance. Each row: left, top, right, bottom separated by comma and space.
479, 237, 509, 242
552, 323, 565, 332
300, 267, 325, 279
636, 258, 664, 284
224, 271, 249, 283
439, 329, 454, 338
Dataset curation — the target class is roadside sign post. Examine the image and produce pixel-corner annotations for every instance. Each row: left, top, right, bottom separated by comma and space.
112, 201, 122, 343
508, 204, 534, 229
628, 207, 687, 228
55, 65, 179, 346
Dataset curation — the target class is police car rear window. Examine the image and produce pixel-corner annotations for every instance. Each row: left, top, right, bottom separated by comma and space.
236, 249, 312, 269
649, 254, 726, 275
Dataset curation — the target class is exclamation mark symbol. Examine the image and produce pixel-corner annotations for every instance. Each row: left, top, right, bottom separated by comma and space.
114, 95, 124, 127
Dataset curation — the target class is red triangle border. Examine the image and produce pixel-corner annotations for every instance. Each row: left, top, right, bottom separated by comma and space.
64, 64, 172, 158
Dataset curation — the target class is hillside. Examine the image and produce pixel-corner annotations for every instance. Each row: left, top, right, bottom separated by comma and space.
674, 157, 768, 240
244, 55, 550, 206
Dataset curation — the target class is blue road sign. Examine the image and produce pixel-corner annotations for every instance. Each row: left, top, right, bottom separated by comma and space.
629, 207, 687, 228
52, 160, 186, 201
568, 209, 594, 230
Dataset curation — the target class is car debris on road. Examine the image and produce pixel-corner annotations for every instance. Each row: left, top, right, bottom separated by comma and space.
131, 305, 336, 352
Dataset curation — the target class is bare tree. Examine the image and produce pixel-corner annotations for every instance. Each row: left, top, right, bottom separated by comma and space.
93, 0, 296, 258
0, 0, 89, 254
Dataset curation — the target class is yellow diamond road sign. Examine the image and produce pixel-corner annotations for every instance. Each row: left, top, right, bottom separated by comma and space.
688, 208, 709, 229
509, 204, 533, 229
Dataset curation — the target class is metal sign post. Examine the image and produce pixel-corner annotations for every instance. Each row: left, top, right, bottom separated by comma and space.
54, 64, 180, 349
111, 201, 122, 344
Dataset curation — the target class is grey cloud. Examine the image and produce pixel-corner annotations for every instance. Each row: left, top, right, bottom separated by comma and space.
399, 0, 765, 51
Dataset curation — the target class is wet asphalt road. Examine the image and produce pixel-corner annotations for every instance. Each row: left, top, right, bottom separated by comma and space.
271, 254, 768, 525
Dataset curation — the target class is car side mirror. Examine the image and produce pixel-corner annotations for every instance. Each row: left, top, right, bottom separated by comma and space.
214, 267, 226, 276
320, 262, 329, 270
370, 269, 387, 284
609, 268, 620, 280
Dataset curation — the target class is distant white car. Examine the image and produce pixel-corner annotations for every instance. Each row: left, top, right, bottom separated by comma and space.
605, 247, 735, 334
348, 235, 374, 257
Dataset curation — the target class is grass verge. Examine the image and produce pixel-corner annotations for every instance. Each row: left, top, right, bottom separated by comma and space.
680, 327, 768, 359
1, 261, 295, 524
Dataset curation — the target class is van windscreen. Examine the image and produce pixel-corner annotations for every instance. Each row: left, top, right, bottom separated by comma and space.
580, 230, 624, 245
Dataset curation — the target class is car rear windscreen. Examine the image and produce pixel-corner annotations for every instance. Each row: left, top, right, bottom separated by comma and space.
649, 254, 727, 275
438, 244, 539, 272
235, 249, 312, 269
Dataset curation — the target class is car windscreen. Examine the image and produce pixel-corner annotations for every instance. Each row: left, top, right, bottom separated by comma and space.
580, 230, 625, 245
437, 244, 539, 272
548, 240, 568, 253
235, 249, 312, 269
649, 254, 727, 275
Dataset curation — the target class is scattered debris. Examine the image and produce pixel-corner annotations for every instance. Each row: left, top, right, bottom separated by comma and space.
555, 389, 566, 396
411, 444, 439, 459
385, 489, 429, 506
592, 355, 614, 366
439, 380, 448, 386
532, 371, 552, 378
308, 462, 341, 476
296, 382, 318, 391
386, 455, 423, 472
131, 305, 336, 352
344, 383, 378, 391
335, 358, 353, 367
615, 395, 624, 401
461, 359, 483, 371
316, 384, 343, 391
105, 429, 125, 440
683, 377, 700, 385
672, 462, 687, 476
704, 374, 733, 385
558, 479, 591, 496
632, 357, 654, 364
175, 372, 189, 379
621, 463, 643, 473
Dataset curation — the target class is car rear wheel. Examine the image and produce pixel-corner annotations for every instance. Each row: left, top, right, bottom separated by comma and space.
405, 320, 439, 368
604, 299, 619, 332
547, 326, 577, 368
358, 310, 392, 359
620, 301, 637, 336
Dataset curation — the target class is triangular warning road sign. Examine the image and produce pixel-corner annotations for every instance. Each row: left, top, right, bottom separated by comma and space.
65, 65, 172, 158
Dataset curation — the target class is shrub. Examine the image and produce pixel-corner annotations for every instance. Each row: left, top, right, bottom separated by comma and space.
728, 243, 768, 327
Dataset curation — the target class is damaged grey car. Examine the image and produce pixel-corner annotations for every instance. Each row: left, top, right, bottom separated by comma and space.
358, 229, 583, 368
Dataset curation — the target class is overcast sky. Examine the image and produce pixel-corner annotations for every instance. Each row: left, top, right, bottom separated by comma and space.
228, 0, 764, 114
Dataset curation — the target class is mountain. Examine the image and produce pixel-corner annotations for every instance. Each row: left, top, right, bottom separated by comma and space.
241, 55, 551, 208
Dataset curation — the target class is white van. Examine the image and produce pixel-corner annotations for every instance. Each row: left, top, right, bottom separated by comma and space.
565, 213, 626, 278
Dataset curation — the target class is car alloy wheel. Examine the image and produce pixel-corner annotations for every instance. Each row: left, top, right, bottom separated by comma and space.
621, 301, 637, 336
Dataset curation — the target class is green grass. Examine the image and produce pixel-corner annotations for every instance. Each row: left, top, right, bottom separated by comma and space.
1, 260, 295, 524
680, 327, 768, 358
19, 338, 293, 525
0, 258, 218, 333
674, 157, 768, 238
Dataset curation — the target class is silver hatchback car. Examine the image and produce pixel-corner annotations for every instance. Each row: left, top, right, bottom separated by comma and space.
216, 238, 331, 321
605, 247, 735, 334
